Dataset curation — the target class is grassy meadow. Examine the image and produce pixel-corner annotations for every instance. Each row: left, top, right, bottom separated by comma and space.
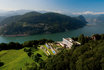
0, 48, 47, 70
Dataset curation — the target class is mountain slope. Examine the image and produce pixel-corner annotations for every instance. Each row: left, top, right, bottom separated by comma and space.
96, 14, 104, 23
84, 14, 104, 23
0, 10, 32, 17
0, 16, 7, 23
43, 34, 104, 70
0, 12, 87, 35
77, 15, 88, 23
0, 11, 41, 25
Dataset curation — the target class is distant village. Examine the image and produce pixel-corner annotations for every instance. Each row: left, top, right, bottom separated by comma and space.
40, 38, 81, 56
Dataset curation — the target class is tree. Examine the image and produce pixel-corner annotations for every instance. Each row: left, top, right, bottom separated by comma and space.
41, 35, 104, 70
32, 53, 42, 62
27, 49, 34, 57
27, 52, 33, 57
78, 34, 85, 45
0, 43, 7, 50
37, 53, 42, 57
25, 62, 38, 70
0, 62, 4, 67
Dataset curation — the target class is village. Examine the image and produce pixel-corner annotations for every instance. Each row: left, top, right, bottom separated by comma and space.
40, 38, 81, 56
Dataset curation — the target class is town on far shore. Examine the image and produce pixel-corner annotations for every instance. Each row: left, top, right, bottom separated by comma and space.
40, 38, 81, 56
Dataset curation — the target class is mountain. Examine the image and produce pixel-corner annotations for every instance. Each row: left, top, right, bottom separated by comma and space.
0, 10, 32, 17
95, 14, 104, 23
77, 15, 88, 23
0, 12, 87, 35
0, 11, 41, 25
0, 16, 6, 23
0, 10, 33, 23
84, 14, 104, 23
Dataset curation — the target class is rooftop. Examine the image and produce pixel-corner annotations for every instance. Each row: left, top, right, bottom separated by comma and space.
64, 38, 74, 42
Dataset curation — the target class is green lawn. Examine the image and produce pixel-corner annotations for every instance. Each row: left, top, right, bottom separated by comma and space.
52, 43, 62, 48
0, 48, 47, 70
34, 47, 48, 60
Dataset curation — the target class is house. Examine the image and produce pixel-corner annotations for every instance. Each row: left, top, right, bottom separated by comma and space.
58, 38, 81, 49
62, 38, 74, 49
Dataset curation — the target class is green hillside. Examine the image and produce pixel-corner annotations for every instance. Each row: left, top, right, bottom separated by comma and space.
0, 12, 87, 35
0, 48, 47, 70
42, 34, 104, 70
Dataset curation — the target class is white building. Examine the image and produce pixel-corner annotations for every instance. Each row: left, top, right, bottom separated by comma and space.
62, 38, 74, 49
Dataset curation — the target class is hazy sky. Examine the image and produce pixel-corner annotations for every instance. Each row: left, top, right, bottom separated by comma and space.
0, 0, 104, 13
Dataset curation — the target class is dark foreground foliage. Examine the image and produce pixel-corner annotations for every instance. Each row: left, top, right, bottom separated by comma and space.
40, 34, 104, 70
0, 39, 54, 51
0, 62, 4, 67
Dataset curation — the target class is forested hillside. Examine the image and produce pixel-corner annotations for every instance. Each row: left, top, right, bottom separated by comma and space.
41, 34, 104, 70
0, 12, 87, 35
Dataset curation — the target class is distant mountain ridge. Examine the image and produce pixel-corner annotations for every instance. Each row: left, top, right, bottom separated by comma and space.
84, 14, 104, 23
0, 10, 34, 24
0, 11, 41, 25
0, 16, 6, 23
0, 11, 87, 36
0, 10, 32, 16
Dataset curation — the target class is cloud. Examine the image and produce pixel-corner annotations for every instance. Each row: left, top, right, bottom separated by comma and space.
37, 9, 63, 14
72, 11, 104, 15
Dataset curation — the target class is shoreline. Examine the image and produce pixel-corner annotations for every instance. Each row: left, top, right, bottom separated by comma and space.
0, 34, 29, 37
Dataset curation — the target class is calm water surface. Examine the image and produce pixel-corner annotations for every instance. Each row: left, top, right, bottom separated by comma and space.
0, 23, 104, 43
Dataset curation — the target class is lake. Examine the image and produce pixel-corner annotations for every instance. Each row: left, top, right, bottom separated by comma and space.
0, 23, 104, 43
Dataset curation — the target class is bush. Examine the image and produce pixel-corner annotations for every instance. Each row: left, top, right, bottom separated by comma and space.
0, 62, 4, 67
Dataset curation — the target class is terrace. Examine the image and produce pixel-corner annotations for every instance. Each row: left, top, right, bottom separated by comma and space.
40, 43, 63, 56
40, 38, 80, 56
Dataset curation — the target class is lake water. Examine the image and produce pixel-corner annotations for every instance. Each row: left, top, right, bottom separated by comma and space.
0, 23, 104, 43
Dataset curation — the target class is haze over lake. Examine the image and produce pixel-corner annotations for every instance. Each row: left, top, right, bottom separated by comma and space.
0, 23, 104, 43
